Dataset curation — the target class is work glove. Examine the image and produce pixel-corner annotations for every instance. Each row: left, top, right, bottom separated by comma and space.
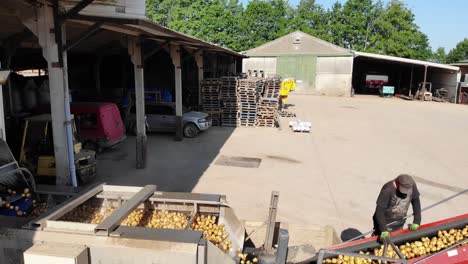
410, 223, 419, 231
380, 231, 390, 242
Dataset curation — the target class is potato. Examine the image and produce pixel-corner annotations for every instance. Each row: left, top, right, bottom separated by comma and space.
323, 226, 468, 263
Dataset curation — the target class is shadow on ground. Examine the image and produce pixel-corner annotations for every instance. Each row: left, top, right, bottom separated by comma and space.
95, 127, 235, 192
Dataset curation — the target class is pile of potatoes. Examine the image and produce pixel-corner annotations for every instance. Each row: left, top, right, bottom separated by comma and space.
28, 201, 47, 218
0, 188, 33, 217
120, 209, 189, 230
190, 214, 232, 252
60, 206, 236, 253
237, 249, 259, 264
2, 188, 32, 198
61, 205, 114, 224
120, 211, 235, 253
324, 225, 468, 264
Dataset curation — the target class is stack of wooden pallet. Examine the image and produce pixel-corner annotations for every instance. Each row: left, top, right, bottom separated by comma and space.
262, 78, 281, 99
201, 79, 222, 126
256, 98, 278, 127
220, 76, 239, 126
237, 79, 262, 127
256, 79, 281, 127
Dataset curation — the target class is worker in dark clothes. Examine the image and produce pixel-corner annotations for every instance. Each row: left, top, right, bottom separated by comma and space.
373, 174, 422, 241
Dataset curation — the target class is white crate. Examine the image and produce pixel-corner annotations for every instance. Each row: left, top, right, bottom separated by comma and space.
289, 120, 311, 132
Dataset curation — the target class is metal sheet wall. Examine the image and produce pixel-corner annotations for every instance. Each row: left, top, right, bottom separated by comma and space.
242, 57, 277, 75
242, 55, 353, 96
427, 70, 458, 102
277, 55, 316, 94
315, 57, 353, 96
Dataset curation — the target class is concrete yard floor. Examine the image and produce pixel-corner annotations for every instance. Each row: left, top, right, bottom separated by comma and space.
97, 95, 468, 239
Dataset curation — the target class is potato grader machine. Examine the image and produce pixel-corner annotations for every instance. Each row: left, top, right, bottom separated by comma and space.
0, 181, 295, 264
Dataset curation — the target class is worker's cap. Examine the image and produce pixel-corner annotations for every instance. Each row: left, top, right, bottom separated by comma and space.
396, 174, 414, 194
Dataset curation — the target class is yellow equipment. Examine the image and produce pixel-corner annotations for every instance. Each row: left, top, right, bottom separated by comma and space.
36, 156, 56, 176
19, 114, 96, 183
280, 78, 297, 105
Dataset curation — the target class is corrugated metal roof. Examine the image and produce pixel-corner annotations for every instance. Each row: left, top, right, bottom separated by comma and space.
61, 0, 146, 19
68, 15, 246, 57
451, 59, 468, 66
243, 31, 351, 56
354, 51, 459, 71
0, 0, 245, 58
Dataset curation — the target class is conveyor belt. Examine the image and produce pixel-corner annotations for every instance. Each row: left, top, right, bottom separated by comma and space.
308, 214, 468, 263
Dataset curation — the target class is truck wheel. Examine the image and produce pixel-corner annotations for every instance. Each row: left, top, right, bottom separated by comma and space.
183, 123, 199, 138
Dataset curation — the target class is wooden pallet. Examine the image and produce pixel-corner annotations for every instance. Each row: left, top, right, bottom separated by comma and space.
257, 104, 277, 108
256, 123, 276, 128
202, 78, 222, 83
202, 85, 220, 90
203, 104, 221, 107
238, 102, 257, 107
238, 116, 257, 120
237, 120, 256, 127
257, 107, 276, 112
220, 93, 237, 98
201, 79, 222, 113
203, 103, 221, 107
278, 110, 296, 117
262, 79, 281, 99
202, 101, 221, 104
202, 92, 220, 96
222, 114, 238, 119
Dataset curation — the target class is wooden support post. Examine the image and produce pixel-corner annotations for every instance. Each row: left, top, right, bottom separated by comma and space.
4, 31, 26, 116
0, 62, 6, 140
398, 69, 402, 91
422, 65, 428, 93
170, 44, 183, 141
33, 4, 72, 185
409, 65, 414, 96
195, 51, 204, 107
233, 57, 237, 75
95, 55, 102, 96
128, 37, 147, 169
121, 55, 127, 99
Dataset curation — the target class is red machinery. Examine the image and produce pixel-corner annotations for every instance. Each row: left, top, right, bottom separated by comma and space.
316, 214, 468, 264
365, 74, 389, 90
71, 102, 127, 151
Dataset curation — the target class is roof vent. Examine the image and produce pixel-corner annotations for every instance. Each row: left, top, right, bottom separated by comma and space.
293, 37, 301, 44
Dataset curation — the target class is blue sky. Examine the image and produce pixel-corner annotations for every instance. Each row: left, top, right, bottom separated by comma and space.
240, 0, 467, 52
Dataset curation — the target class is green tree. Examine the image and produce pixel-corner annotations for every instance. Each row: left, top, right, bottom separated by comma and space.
288, 0, 329, 41
370, 0, 432, 59
327, 2, 346, 47
238, 0, 290, 51
445, 38, 468, 63
338, 0, 378, 50
145, 0, 190, 27
431, 47, 447, 63
145, 0, 243, 51
145, 0, 435, 58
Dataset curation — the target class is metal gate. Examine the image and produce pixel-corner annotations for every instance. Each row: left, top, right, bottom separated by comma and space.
277, 55, 316, 94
